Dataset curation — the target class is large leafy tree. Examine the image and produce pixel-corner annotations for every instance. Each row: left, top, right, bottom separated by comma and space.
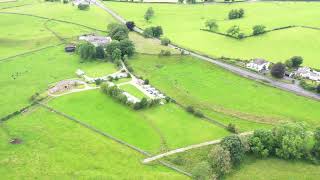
107, 23, 129, 41
77, 42, 96, 61
119, 39, 135, 57
221, 135, 245, 165
271, 62, 286, 78
249, 129, 275, 157
208, 145, 232, 178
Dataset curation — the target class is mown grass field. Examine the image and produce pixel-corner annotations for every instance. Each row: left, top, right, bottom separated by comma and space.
0, 107, 187, 179
119, 84, 148, 99
0, 46, 117, 117
129, 54, 320, 128
107, 2, 320, 68
48, 89, 230, 153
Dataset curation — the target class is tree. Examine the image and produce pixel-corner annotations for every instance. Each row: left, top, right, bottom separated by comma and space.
290, 56, 303, 68
205, 19, 218, 31
252, 25, 266, 35
186, 0, 196, 4
111, 48, 122, 62
249, 129, 275, 157
273, 123, 307, 160
119, 39, 135, 57
227, 25, 240, 37
208, 145, 231, 178
144, 7, 154, 21
191, 161, 211, 180
105, 40, 120, 57
77, 42, 96, 60
125, 21, 135, 31
143, 26, 163, 38
107, 23, 129, 41
317, 84, 320, 94
312, 127, 320, 159
228, 9, 245, 20
221, 135, 245, 165
78, 4, 89, 10
271, 62, 286, 78
161, 37, 171, 46
95, 46, 105, 59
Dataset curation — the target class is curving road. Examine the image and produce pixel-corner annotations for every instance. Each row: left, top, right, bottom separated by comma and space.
92, 0, 320, 101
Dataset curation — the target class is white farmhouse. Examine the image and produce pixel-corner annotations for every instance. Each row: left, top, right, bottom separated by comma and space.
246, 59, 270, 72
79, 34, 112, 47
295, 67, 320, 82
73, 0, 90, 6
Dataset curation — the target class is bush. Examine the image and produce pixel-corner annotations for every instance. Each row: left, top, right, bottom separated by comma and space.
299, 80, 316, 91
252, 25, 266, 35
271, 62, 285, 78
227, 123, 238, 133
227, 25, 240, 38
221, 135, 245, 165
78, 4, 89, 10
317, 85, 320, 93
95, 78, 103, 85
191, 161, 211, 180
194, 110, 204, 118
312, 127, 320, 160
144, 79, 149, 85
125, 21, 135, 31
159, 50, 171, 56
107, 23, 129, 41
161, 37, 171, 46
186, 106, 195, 113
205, 19, 218, 31
144, 7, 154, 21
63, 0, 69, 3
143, 26, 163, 38
208, 145, 232, 178
228, 9, 245, 20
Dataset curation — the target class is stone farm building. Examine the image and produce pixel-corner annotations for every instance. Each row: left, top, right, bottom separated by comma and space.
49, 80, 85, 94
79, 34, 112, 47
246, 58, 270, 72
294, 67, 320, 82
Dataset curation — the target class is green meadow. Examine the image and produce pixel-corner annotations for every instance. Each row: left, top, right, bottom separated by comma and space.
48, 89, 230, 153
129, 54, 320, 127
107, 1, 320, 68
120, 84, 148, 99
0, 107, 187, 179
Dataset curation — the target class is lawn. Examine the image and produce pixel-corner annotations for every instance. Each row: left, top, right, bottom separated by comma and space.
48, 89, 230, 153
107, 1, 320, 68
0, 46, 117, 117
119, 84, 147, 99
128, 54, 320, 128
225, 156, 320, 180
0, 107, 187, 179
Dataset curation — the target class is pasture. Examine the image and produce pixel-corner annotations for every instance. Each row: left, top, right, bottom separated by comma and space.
48, 89, 230, 153
119, 84, 148, 99
0, 107, 187, 179
107, 1, 320, 68
129, 54, 320, 128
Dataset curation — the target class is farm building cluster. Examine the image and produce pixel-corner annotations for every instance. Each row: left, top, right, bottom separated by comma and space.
72, 0, 90, 6
246, 58, 270, 72
290, 67, 320, 82
79, 34, 112, 47
49, 79, 85, 94
135, 79, 166, 100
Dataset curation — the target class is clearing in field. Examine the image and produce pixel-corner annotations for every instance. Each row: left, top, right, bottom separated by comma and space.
128, 54, 320, 128
0, 107, 187, 179
107, 2, 320, 68
48, 89, 230, 153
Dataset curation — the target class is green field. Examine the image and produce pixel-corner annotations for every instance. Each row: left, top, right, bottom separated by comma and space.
225, 156, 320, 180
0, 46, 117, 117
0, 107, 187, 179
48, 90, 230, 153
107, 1, 320, 68
128, 54, 320, 128
119, 84, 148, 99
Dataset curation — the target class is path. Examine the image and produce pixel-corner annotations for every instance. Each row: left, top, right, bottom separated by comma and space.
92, 0, 320, 101
142, 131, 253, 164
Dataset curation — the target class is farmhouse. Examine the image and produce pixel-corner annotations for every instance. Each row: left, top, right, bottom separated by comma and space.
72, 0, 90, 6
294, 67, 320, 81
246, 59, 270, 72
79, 34, 112, 47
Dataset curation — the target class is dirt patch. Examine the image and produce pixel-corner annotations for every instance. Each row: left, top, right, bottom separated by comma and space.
9, 138, 22, 144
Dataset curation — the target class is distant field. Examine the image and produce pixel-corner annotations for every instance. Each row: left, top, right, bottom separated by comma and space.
48, 90, 230, 153
0, 47, 117, 117
0, 107, 187, 179
107, 2, 320, 68
129, 54, 320, 127
225, 156, 320, 180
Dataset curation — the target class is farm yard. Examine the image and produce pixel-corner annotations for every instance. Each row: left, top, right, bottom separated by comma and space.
1, 0, 320, 179
107, 1, 320, 68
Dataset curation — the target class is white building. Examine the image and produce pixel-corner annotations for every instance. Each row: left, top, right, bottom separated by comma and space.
246, 59, 270, 72
295, 67, 320, 82
79, 34, 112, 47
72, 0, 90, 6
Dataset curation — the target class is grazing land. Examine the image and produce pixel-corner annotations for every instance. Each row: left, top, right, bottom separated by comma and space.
107, 2, 320, 68
119, 84, 148, 99
48, 90, 230, 153
0, 107, 187, 179
129, 54, 320, 127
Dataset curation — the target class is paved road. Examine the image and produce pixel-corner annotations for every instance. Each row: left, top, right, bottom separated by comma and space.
92, 0, 320, 101
142, 131, 253, 164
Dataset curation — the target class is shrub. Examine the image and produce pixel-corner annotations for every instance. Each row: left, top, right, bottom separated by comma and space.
227, 25, 240, 38
271, 62, 285, 78
228, 9, 245, 20
194, 110, 204, 118
208, 145, 232, 178
165, 96, 171, 103
312, 127, 320, 160
249, 129, 274, 158
186, 106, 195, 113
144, 7, 154, 21
78, 4, 89, 10
107, 23, 129, 41
95, 78, 103, 85
221, 135, 245, 165
159, 50, 171, 56
161, 37, 171, 46
63, 0, 69, 3
299, 80, 316, 91
317, 84, 320, 93
125, 21, 135, 31
144, 79, 149, 85
143, 26, 163, 38
252, 25, 266, 35
205, 19, 218, 31
227, 123, 238, 133
29, 92, 40, 102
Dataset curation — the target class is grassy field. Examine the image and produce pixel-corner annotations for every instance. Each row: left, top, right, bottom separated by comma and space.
0, 0, 39, 9
225, 156, 320, 180
0, 46, 117, 117
119, 84, 148, 99
0, 107, 187, 179
128, 54, 320, 128
107, 1, 320, 68
48, 89, 230, 153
